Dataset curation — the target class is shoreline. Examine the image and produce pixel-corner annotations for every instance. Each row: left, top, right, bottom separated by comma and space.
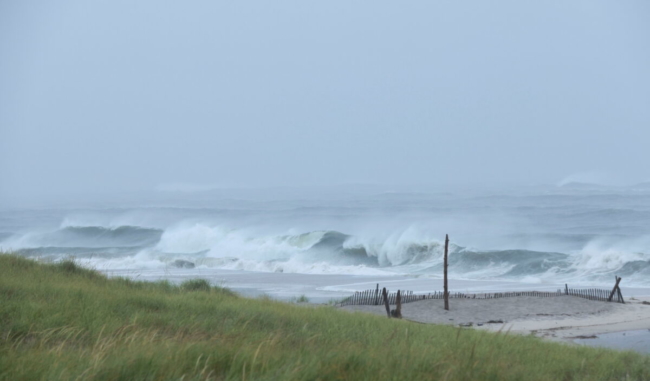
99, 266, 650, 302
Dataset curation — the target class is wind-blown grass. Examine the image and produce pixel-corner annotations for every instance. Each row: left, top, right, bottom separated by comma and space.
0, 254, 648, 380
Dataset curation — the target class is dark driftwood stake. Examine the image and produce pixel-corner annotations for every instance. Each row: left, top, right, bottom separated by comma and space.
444, 234, 450, 311
382, 287, 391, 318
617, 282, 625, 304
608, 276, 622, 302
565, 284, 568, 295
375, 284, 380, 305
391, 290, 403, 318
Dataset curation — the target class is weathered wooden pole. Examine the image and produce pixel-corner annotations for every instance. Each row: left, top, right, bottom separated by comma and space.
617, 286, 625, 304
396, 290, 402, 318
613, 276, 625, 304
382, 287, 391, 318
390, 290, 403, 318
444, 234, 450, 311
608, 276, 622, 302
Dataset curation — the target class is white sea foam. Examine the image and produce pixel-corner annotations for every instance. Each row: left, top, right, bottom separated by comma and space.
212, 257, 392, 276
4, 185, 650, 288
574, 237, 650, 271
156, 224, 226, 254
4, 221, 650, 287
343, 226, 444, 266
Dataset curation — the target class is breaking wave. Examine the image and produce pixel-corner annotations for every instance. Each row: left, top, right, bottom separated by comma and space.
3, 222, 650, 286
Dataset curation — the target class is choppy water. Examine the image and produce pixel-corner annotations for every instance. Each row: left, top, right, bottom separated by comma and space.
3, 183, 650, 287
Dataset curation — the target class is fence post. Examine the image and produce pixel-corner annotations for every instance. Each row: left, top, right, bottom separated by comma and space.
392, 290, 402, 318
382, 287, 391, 317
608, 276, 622, 302
444, 234, 450, 311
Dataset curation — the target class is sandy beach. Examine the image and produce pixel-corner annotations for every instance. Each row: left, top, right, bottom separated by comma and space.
341, 295, 650, 346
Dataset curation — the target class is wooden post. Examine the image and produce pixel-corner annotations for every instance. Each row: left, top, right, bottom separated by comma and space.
608, 276, 622, 302
444, 234, 449, 311
397, 290, 402, 316
382, 287, 391, 318
565, 284, 568, 295
375, 284, 380, 305
391, 290, 403, 318
617, 287, 625, 304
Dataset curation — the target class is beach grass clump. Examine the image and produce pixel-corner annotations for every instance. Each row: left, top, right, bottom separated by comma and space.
0, 253, 649, 381
180, 278, 212, 292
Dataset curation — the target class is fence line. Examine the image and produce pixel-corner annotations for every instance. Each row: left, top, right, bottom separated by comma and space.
339, 286, 624, 307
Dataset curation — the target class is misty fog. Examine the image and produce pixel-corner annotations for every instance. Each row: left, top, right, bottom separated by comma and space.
1, 1, 649, 205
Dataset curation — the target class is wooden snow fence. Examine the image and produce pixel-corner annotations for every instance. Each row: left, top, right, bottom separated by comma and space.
566, 286, 624, 303
339, 281, 625, 307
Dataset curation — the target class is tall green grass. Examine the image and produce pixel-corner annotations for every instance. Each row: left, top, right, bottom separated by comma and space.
0, 254, 648, 380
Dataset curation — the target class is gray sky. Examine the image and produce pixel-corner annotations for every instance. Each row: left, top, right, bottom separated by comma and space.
2, 1, 649, 200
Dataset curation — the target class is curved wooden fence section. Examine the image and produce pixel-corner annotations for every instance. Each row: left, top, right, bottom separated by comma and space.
340, 284, 625, 307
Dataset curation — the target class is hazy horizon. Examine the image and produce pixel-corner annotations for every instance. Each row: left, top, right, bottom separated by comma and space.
2, 1, 649, 203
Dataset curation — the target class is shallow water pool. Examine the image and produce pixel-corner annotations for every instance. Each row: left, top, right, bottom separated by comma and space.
574, 330, 650, 354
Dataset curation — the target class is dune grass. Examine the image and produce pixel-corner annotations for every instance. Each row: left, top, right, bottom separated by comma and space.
0, 254, 649, 380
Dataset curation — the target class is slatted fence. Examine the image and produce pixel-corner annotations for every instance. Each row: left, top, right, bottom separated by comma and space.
566, 287, 624, 303
339, 285, 624, 306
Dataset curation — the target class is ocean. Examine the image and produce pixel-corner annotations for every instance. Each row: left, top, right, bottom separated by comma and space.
3, 183, 650, 299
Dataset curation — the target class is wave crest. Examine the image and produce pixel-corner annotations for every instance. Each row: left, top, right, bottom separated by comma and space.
5, 222, 650, 286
